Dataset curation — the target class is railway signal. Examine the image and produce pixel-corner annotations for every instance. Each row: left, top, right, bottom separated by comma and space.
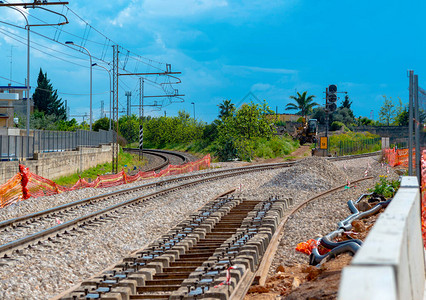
326, 84, 337, 113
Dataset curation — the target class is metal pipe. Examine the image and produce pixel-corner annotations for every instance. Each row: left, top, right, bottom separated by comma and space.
65, 42, 93, 131
414, 75, 420, 183
409, 70, 414, 175
92, 63, 112, 130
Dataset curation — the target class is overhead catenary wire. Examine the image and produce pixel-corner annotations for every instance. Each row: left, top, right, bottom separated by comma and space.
16, 2, 168, 72
0, 23, 172, 91
0, 1, 183, 116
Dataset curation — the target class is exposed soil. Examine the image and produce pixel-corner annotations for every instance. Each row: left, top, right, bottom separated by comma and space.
246, 210, 382, 300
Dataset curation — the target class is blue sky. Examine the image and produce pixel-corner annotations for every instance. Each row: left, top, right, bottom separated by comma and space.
0, 0, 424, 123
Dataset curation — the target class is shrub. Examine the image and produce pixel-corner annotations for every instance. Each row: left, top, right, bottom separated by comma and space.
330, 121, 348, 131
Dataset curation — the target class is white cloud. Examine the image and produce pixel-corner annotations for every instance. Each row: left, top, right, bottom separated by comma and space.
224, 65, 297, 75
143, 0, 228, 17
251, 83, 273, 91
111, 0, 228, 27
0, 6, 28, 26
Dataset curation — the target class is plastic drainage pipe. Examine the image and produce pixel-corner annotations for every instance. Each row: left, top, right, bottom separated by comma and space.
347, 200, 359, 214
310, 241, 361, 266
320, 232, 363, 249
310, 199, 392, 265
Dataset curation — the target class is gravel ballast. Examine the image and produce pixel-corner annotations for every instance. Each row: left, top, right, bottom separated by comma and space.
0, 156, 391, 299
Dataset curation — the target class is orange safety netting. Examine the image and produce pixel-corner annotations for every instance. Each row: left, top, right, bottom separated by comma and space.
295, 239, 330, 255
382, 148, 416, 168
0, 154, 211, 209
421, 150, 426, 248
388, 148, 426, 248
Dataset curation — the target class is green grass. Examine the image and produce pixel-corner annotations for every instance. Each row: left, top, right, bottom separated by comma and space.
129, 135, 299, 162
328, 132, 381, 155
54, 151, 147, 186
253, 136, 299, 159
284, 156, 297, 161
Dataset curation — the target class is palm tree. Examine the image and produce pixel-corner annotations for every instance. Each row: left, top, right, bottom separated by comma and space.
218, 99, 235, 119
285, 91, 318, 119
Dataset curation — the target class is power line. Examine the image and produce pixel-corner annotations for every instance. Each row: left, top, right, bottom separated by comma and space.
0, 22, 173, 91
0, 74, 25, 85
0, 27, 89, 68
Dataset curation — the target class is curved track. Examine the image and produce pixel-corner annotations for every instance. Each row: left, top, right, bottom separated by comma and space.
0, 152, 380, 258
123, 148, 195, 172
55, 177, 376, 300
0, 151, 382, 299
0, 161, 297, 258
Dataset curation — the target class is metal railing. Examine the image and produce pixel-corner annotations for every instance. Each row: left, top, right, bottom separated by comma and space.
0, 129, 113, 161
337, 137, 382, 156
0, 135, 34, 161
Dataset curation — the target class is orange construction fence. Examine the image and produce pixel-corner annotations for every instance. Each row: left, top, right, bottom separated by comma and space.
421, 150, 426, 247
384, 147, 426, 247
382, 148, 416, 168
0, 154, 211, 209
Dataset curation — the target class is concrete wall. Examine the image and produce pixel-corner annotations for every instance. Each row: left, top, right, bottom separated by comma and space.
338, 176, 425, 300
352, 125, 409, 138
0, 144, 112, 184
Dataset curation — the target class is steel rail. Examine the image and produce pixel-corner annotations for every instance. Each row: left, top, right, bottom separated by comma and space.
0, 152, 382, 258
231, 176, 375, 299
123, 148, 189, 165
0, 162, 294, 257
0, 152, 382, 232
0, 152, 381, 232
136, 150, 170, 171
0, 162, 295, 232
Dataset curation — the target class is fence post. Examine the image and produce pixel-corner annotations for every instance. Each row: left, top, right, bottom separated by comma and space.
14, 136, 17, 160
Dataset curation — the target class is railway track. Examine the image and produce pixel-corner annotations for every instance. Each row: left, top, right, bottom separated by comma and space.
55, 190, 293, 300
0, 161, 298, 259
55, 176, 375, 300
0, 152, 382, 299
0, 152, 380, 258
123, 148, 193, 171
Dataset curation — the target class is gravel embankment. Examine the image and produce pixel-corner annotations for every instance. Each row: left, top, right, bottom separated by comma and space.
0, 156, 390, 299
0, 166, 282, 299
268, 156, 398, 274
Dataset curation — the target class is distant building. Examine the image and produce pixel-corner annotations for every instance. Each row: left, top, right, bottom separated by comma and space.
267, 113, 301, 123
0, 92, 18, 127
0, 85, 34, 127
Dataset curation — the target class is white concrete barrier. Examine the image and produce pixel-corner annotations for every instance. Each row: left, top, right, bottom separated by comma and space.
338, 176, 425, 300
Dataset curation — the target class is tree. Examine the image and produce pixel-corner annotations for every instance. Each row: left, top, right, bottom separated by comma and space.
311, 107, 326, 125
356, 116, 374, 126
56, 118, 79, 131
379, 96, 396, 126
118, 115, 139, 144
216, 101, 274, 160
218, 99, 235, 119
285, 91, 318, 119
32, 69, 66, 121
93, 117, 110, 131
394, 108, 408, 126
393, 98, 409, 126
332, 107, 355, 127
340, 95, 354, 119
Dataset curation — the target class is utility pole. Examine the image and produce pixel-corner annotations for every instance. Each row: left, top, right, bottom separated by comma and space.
139, 78, 144, 161
125, 91, 132, 116
121, 64, 184, 163
100, 100, 104, 118
8, 46, 13, 84
1, 1, 68, 158
414, 74, 420, 183
409, 70, 414, 175
112, 45, 119, 174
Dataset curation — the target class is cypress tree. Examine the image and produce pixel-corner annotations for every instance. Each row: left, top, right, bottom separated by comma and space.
32, 68, 66, 121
